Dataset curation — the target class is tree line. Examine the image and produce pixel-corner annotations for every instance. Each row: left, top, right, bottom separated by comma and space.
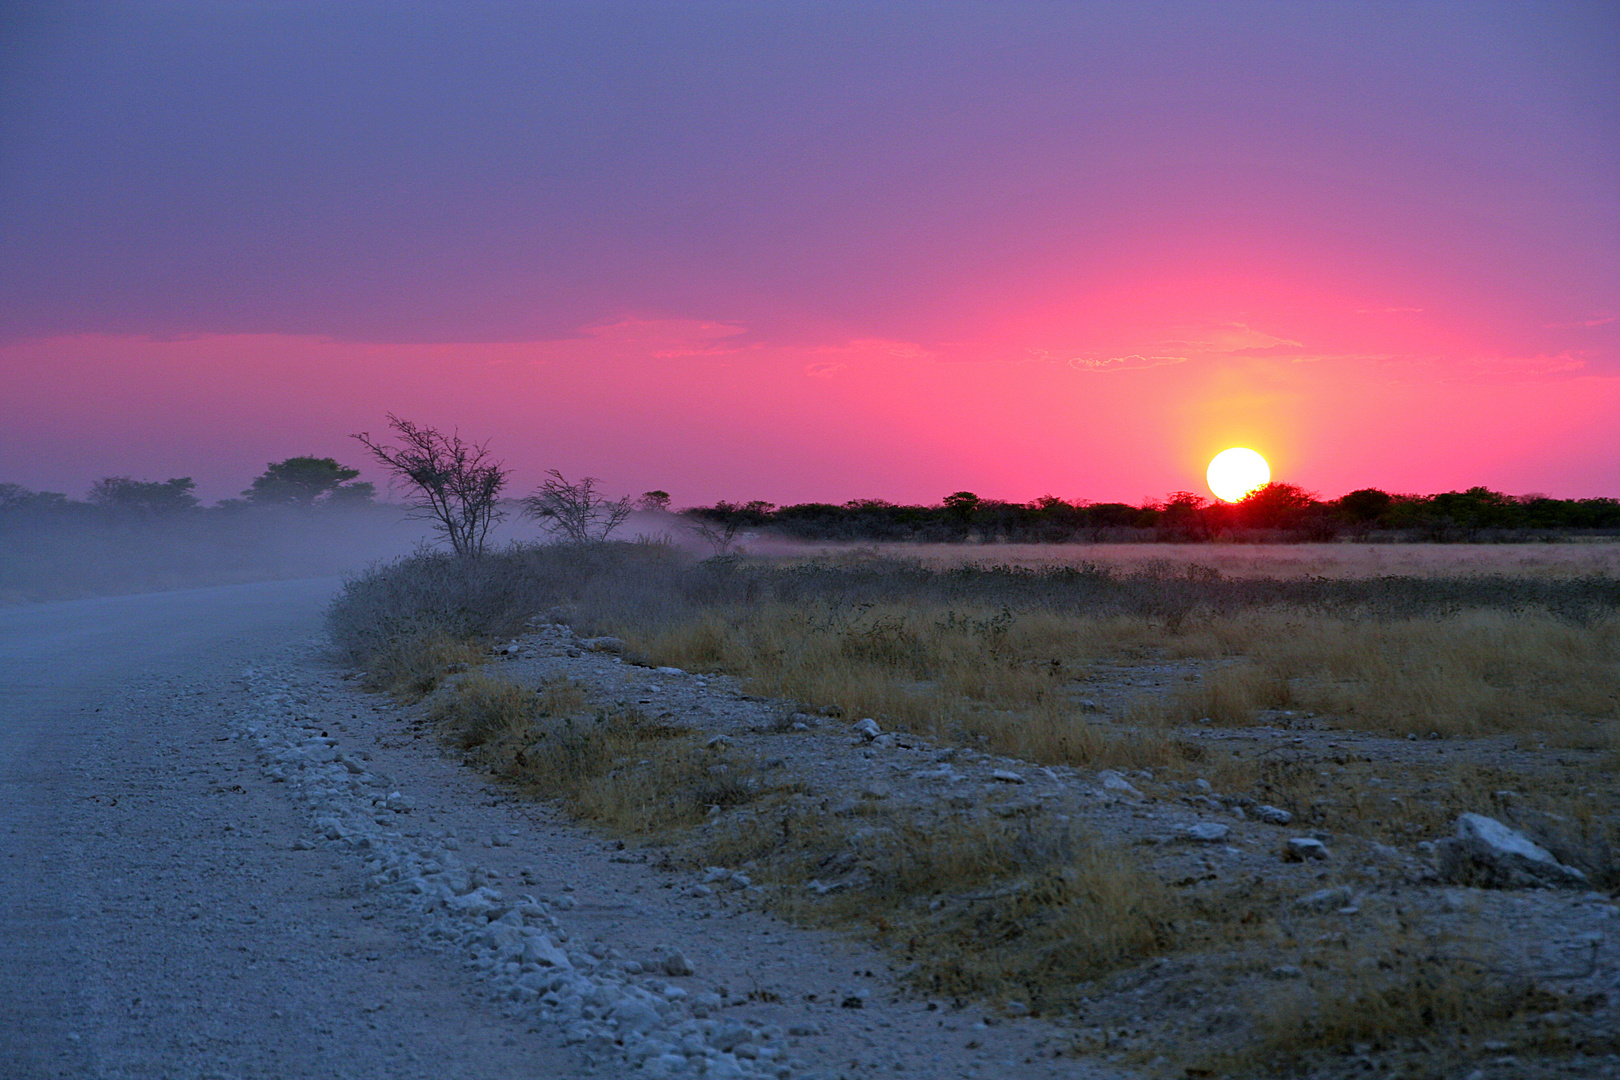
0, 456, 379, 519
9, 415, 1617, 558
684, 483, 1620, 544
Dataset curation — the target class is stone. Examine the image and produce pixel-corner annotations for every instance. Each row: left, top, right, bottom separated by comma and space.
1186, 822, 1230, 842
1285, 837, 1329, 861
852, 718, 882, 740
659, 950, 695, 977
521, 934, 572, 968
582, 636, 627, 654
1097, 770, 1143, 798
1295, 885, 1355, 912
1253, 804, 1293, 826
610, 999, 663, 1034
1434, 812, 1588, 889
990, 769, 1025, 784
654, 666, 685, 676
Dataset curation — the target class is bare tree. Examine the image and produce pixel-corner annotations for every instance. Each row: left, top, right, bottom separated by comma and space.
691, 516, 745, 555
524, 470, 632, 543
353, 415, 507, 558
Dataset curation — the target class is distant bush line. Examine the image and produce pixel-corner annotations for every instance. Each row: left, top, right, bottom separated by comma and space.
682, 485, 1620, 545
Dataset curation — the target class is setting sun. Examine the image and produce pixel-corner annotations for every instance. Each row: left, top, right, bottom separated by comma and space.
1207, 447, 1271, 502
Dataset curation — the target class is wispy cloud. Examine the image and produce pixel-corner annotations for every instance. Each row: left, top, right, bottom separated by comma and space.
804, 362, 845, 378
1463, 352, 1588, 378
1542, 313, 1617, 329
1068, 354, 1189, 372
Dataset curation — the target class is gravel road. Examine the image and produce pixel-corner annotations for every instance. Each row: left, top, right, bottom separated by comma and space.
0, 580, 580, 1079
1, 580, 1116, 1080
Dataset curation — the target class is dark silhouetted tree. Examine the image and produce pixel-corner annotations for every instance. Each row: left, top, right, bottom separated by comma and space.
353, 416, 507, 558
637, 490, 672, 513
244, 456, 374, 506
1338, 488, 1393, 524
1239, 482, 1317, 530
88, 476, 199, 515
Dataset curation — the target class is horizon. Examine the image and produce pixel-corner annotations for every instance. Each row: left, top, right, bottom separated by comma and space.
3, 3, 1616, 504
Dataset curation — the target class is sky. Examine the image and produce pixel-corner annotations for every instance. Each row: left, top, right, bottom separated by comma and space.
2, 1, 1616, 507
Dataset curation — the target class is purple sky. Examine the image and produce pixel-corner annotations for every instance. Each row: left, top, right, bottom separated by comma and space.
2, 2, 1616, 505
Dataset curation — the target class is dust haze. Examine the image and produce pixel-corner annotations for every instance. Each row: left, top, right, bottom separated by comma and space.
0, 502, 437, 605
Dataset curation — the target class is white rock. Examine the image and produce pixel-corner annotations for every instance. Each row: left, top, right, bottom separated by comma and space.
1286, 837, 1329, 861
1295, 885, 1355, 913
990, 769, 1025, 785
1436, 812, 1587, 889
655, 666, 686, 676
1097, 770, 1143, 798
852, 718, 882, 740
1186, 822, 1230, 842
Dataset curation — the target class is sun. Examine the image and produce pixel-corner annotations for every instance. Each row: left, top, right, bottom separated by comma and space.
1207, 447, 1270, 503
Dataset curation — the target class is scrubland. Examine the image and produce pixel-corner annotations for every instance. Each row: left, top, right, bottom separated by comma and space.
330, 541, 1620, 1076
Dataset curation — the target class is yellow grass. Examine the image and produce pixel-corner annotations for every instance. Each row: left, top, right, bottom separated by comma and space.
784, 540, 1620, 579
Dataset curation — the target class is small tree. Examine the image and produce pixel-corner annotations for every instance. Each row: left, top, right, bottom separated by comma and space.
244, 456, 374, 506
353, 415, 507, 558
524, 470, 633, 543
637, 490, 672, 513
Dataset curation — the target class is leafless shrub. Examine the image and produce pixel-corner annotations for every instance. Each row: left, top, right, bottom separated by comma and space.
353, 415, 507, 558
524, 470, 632, 543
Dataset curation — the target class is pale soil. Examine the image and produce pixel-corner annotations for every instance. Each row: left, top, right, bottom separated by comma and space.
255, 647, 1129, 1079
458, 622, 1620, 1078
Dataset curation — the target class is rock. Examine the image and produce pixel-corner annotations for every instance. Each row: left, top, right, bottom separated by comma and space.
1434, 812, 1588, 889
660, 951, 695, 977
521, 933, 572, 968
1295, 885, 1355, 912
1192, 778, 1213, 794
1253, 804, 1293, 826
654, 666, 685, 676
852, 718, 882, 740
1097, 770, 1143, 798
610, 999, 662, 1034
990, 769, 1026, 784
1284, 837, 1329, 861
582, 636, 627, 654
1186, 822, 1230, 842
1079, 699, 1101, 712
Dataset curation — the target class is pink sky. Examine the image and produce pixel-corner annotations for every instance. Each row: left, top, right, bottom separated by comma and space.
1, 4, 1615, 506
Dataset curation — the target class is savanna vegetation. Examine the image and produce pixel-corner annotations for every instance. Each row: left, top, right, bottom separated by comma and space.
330, 538, 1620, 1076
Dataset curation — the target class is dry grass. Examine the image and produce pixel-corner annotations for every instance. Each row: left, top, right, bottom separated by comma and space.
703, 801, 1178, 1008
1135, 608, 1620, 738
800, 540, 1620, 580
363, 629, 484, 699
428, 672, 764, 834
630, 600, 1620, 752
1193, 919, 1614, 1077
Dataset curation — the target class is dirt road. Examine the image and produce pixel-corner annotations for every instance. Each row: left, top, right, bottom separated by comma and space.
0, 579, 579, 1079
